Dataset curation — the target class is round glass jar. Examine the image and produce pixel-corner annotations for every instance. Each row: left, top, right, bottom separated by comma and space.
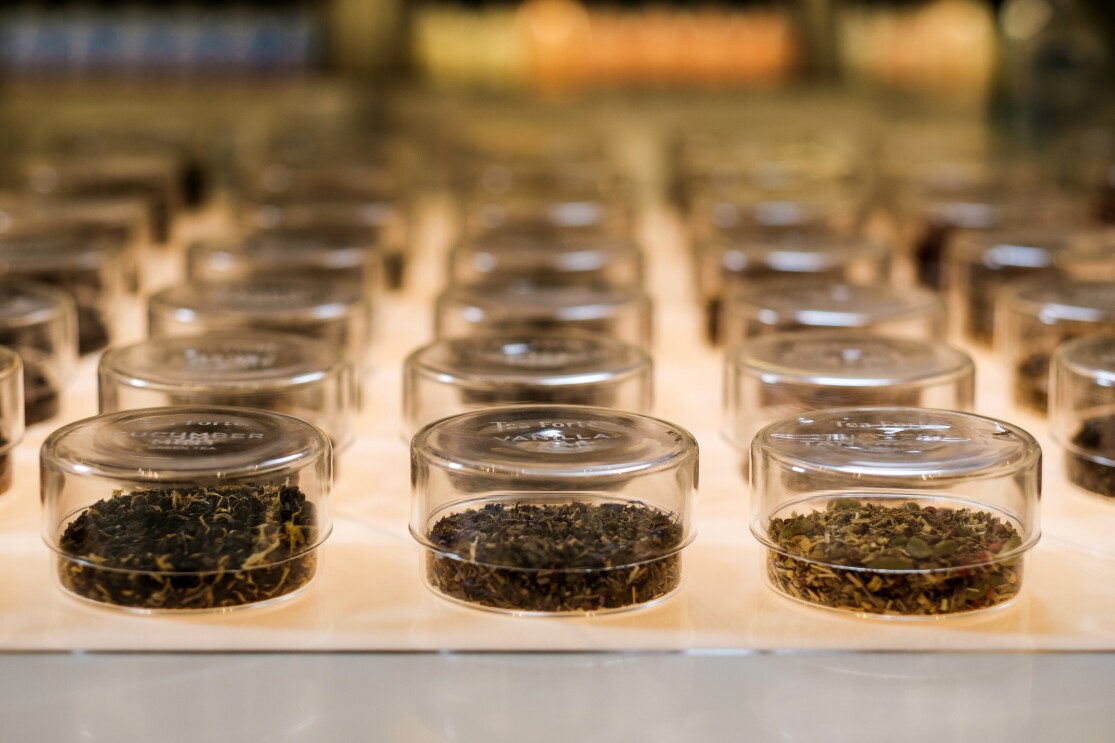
98, 331, 355, 456
946, 228, 1070, 347
186, 230, 387, 295
0, 231, 125, 355
724, 331, 975, 465
751, 407, 1040, 619
17, 154, 181, 244
41, 407, 332, 613
694, 233, 890, 345
448, 234, 643, 288
0, 347, 24, 495
721, 281, 946, 348
403, 334, 653, 438
435, 281, 653, 349
0, 195, 149, 293
1000, 279, 1115, 414
410, 405, 697, 615
1050, 335, 1115, 500
459, 191, 633, 241
0, 282, 78, 425
148, 279, 372, 375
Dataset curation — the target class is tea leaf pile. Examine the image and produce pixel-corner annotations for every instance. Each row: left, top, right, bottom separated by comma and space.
768, 499, 1024, 616
426, 501, 683, 613
58, 483, 318, 610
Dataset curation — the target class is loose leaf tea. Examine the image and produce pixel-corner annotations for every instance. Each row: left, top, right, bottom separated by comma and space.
1067, 415, 1115, 498
767, 499, 1024, 616
425, 501, 683, 613
58, 482, 318, 610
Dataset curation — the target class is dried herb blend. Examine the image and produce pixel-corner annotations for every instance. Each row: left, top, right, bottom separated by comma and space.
425, 501, 683, 613
767, 499, 1024, 616
1067, 415, 1115, 498
58, 482, 318, 610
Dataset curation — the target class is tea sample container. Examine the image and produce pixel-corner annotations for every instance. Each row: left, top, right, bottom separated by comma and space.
186, 230, 387, 295
98, 332, 355, 455
751, 407, 1040, 618
16, 155, 182, 244
694, 234, 890, 344
435, 281, 653, 349
720, 281, 946, 348
0, 347, 24, 495
0, 282, 78, 425
0, 231, 125, 354
403, 335, 652, 438
148, 279, 373, 375
410, 405, 697, 614
1051, 335, 1115, 500
448, 235, 643, 288
1001, 280, 1115, 414
41, 407, 332, 612
946, 229, 1069, 347
724, 332, 974, 462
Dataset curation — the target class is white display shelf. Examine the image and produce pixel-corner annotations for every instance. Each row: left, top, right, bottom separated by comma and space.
2, 201, 1115, 655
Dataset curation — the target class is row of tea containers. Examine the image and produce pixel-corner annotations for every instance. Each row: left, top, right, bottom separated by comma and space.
4, 106, 1114, 622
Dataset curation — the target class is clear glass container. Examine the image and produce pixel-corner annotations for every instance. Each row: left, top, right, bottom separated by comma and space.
148, 279, 373, 375
1050, 335, 1115, 500
15, 154, 182, 244
403, 334, 653, 438
459, 189, 633, 241
947, 228, 1072, 347
0, 195, 150, 293
724, 331, 975, 463
448, 234, 643, 287
0, 231, 125, 355
686, 190, 865, 241
751, 407, 1040, 618
41, 407, 332, 613
435, 280, 653, 349
410, 405, 697, 615
186, 230, 386, 296
721, 281, 946, 348
237, 162, 409, 290
0, 347, 24, 495
0, 281, 78, 425
98, 331, 355, 456
695, 233, 890, 344
1000, 279, 1115, 414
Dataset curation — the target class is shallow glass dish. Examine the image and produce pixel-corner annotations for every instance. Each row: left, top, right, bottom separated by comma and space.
0, 282, 78, 425
1050, 335, 1115, 501
410, 405, 697, 615
435, 281, 653, 349
448, 234, 643, 288
0, 231, 125, 354
1000, 279, 1115, 414
403, 334, 652, 438
187, 230, 386, 295
41, 407, 332, 613
724, 331, 974, 466
721, 281, 946, 348
751, 407, 1040, 619
98, 331, 355, 456
148, 279, 373, 376
0, 347, 24, 495
694, 233, 890, 344
947, 228, 1071, 347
